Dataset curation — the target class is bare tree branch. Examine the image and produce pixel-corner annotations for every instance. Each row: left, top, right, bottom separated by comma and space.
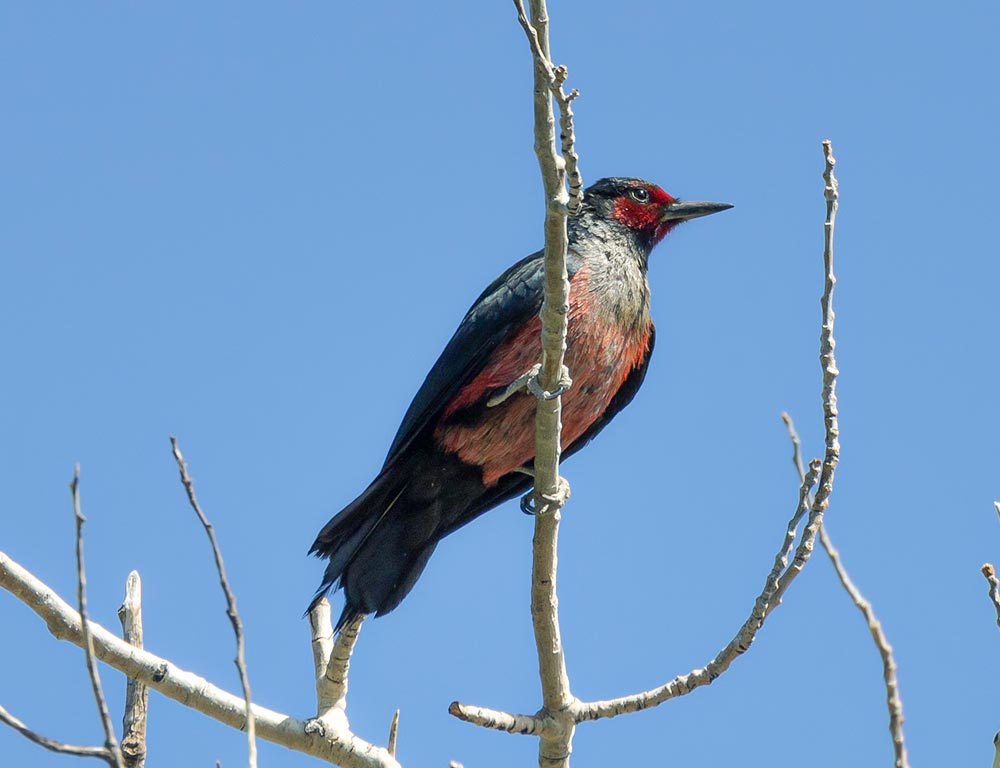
575, 458, 822, 720
455, 11, 851, 765
455, 3, 581, 763
386, 710, 399, 759
72, 466, 125, 768
0, 550, 399, 768
309, 599, 363, 730
982, 563, 1000, 629
117, 570, 148, 768
448, 702, 549, 737
451, 448, 825, 726
780, 145, 909, 768
813, 139, 843, 545
455, 142, 847, 738
0, 703, 113, 763
783, 412, 911, 767
511, 0, 582, 214
517, 2, 578, 765
986, 504, 1000, 629
821, 526, 910, 768
169, 437, 256, 768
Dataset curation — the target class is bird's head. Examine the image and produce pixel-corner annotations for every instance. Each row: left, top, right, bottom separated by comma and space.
581, 177, 732, 250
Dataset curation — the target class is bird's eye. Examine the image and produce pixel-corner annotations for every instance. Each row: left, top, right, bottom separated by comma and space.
628, 188, 651, 203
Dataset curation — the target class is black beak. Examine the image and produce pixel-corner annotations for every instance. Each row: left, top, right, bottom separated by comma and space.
659, 200, 734, 223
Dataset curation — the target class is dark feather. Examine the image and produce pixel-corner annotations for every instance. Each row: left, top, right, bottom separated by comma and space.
385, 250, 583, 464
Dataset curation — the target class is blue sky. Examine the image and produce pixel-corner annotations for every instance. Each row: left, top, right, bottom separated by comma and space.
2, 2, 999, 766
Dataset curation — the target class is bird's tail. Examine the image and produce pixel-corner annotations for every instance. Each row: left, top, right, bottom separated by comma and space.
308, 464, 436, 631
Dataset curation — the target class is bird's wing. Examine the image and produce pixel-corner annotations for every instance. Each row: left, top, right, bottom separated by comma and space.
386, 249, 582, 465
562, 323, 656, 459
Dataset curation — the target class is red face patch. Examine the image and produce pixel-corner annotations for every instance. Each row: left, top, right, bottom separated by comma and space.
612, 184, 678, 247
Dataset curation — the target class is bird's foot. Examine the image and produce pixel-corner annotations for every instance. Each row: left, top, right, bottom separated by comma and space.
487, 364, 572, 407
487, 364, 542, 407
527, 365, 573, 401
519, 476, 571, 515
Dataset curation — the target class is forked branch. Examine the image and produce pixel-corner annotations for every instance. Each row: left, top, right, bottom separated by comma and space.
0, 550, 400, 768
452, 141, 847, 758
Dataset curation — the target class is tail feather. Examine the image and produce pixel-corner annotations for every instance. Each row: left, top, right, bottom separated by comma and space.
308, 469, 409, 610
310, 448, 533, 630
310, 458, 444, 628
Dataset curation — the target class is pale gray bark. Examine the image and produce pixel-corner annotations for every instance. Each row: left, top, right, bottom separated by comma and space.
0, 551, 399, 768
117, 571, 148, 768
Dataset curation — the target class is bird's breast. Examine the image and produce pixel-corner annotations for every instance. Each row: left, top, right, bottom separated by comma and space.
435, 260, 652, 486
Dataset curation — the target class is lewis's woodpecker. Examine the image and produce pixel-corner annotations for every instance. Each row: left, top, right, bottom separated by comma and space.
311, 177, 731, 629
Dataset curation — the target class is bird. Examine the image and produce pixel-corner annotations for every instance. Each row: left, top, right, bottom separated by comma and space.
310, 177, 732, 629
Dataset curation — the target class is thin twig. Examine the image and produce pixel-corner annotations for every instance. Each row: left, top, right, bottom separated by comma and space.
0, 703, 113, 762
766, 140, 841, 596
117, 570, 148, 768
786, 412, 911, 768
0, 550, 399, 768
781, 144, 909, 768
982, 564, 1000, 629
511, 0, 582, 213
448, 702, 548, 737
780, 412, 808, 480
813, 139, 843, 537
169, 437, 256, 768
575, 459, 822, 721
386, 710, 399, 758
786, 415, 911, 768
822, 526, 910, 768
988, 504, 1000, 630
72, 466, 125, 768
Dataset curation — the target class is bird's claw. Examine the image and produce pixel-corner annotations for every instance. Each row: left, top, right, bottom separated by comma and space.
519, 476, 571, 516
487, 364, 542, 407
487, 364, 573, 407
527, 365, 573, 401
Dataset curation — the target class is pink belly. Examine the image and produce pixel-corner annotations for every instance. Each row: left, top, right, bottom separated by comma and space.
435, 305, 650, 486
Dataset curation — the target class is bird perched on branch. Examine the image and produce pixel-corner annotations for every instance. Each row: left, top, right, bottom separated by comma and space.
311, 177, 731, 629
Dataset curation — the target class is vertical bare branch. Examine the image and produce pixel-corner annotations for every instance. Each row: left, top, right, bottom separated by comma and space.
986, 505, 1000, 629
309, 599, 363, 722
169, 437, 256, 768
779, 143, 909, 768
117, 571, 148, 768
72, 466, 125, 768
516, 1, 580, 765
982, 563, 1000, 629
511, 1, 582, 214
386, 710, 399, 759
814, 139, 842, 523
